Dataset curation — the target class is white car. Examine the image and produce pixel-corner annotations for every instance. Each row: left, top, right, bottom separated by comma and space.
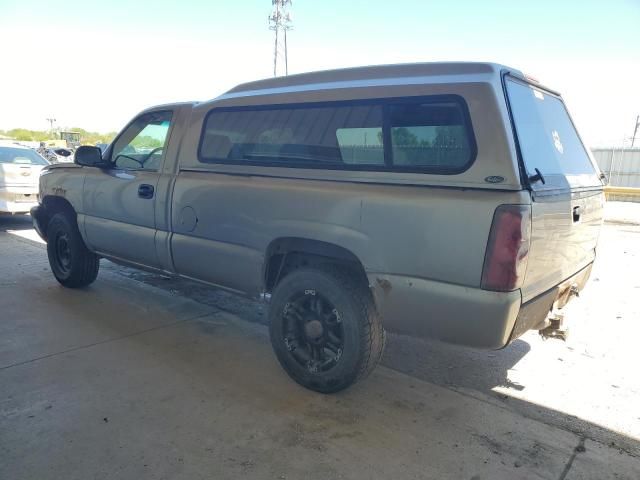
0, 145, 49, 214
49, 147, 75, 163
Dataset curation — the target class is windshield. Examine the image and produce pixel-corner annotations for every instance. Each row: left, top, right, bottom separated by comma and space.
0, 146, 49, 165
506, 78, 599, 188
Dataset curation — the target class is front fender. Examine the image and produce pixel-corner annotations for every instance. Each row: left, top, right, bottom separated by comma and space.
39, 164, 86, 214
35, 165, 87, 241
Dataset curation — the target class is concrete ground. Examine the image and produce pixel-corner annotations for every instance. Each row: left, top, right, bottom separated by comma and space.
1, 203, 639, 479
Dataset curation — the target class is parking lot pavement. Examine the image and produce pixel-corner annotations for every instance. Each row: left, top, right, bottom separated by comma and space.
1, 210, 639, 479
604, 200, 640, 225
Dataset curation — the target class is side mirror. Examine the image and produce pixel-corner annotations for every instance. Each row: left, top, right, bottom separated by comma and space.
75, 145, 107, 167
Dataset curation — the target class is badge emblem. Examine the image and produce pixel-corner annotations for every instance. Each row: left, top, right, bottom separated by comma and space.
484, 175, 505, 184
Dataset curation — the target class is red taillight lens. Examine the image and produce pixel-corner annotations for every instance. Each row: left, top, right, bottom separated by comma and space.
481, 205, 531, 291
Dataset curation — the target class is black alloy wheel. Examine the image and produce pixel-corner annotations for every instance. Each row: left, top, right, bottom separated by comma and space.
269, 266, 385, 393
281, 291, 344, 374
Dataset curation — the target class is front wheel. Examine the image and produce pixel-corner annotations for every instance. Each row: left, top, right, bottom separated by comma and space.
268, 266, 385, 393
46, 212, 100, 288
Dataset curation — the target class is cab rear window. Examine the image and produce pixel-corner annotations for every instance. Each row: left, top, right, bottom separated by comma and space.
506, 78, 597, 181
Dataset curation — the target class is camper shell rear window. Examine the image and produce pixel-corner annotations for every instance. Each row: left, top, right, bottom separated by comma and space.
505, 76, 599, 187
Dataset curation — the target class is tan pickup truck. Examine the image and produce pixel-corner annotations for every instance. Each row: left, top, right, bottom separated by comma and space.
32, 62, 604, 392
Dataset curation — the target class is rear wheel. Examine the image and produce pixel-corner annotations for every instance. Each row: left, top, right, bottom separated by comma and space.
46, 212, 99, 288
269, 266, 385, 393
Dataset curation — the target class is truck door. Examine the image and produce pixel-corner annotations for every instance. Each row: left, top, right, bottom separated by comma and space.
82, 110, 174, 268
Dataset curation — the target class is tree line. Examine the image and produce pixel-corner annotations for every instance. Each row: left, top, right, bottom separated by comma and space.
0, 128, 117, 145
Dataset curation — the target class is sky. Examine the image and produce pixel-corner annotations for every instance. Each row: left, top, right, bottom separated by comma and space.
0, 0, 638, 147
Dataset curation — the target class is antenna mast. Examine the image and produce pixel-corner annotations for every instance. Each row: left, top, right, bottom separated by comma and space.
269, 0, 293, 77
46, 117, 57, 136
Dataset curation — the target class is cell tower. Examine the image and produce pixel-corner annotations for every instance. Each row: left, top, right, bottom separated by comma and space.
269, 0, 293, 77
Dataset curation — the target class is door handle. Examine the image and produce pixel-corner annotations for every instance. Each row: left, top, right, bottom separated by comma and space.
138, 184, 154, 199
572, 205, 581, 223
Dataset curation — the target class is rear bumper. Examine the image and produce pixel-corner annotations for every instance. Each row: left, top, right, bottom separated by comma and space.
369, 263, 593, 350
0, 186, 39, 213
508, 263, 593, 342
369, 274, 521, 349
0, 200, 39, 214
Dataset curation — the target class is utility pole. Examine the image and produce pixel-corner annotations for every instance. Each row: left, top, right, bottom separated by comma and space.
269, 0, 293, 77
631, 115, 639, 148
46, 117, 56, 136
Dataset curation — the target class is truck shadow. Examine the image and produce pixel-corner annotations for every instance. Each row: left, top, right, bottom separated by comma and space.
113, 261, 529, 393
0, 214, 33, 232
383, 333, 530, 393
381, 333, 640, 457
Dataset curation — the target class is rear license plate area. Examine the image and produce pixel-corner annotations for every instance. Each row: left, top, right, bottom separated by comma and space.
15, 193, 35, 203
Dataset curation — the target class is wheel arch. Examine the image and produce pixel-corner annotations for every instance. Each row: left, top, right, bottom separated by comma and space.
263, 237, 369, 294
37, 196, 78, 241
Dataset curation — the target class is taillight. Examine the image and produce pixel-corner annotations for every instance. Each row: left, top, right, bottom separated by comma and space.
481, 204, 531, 291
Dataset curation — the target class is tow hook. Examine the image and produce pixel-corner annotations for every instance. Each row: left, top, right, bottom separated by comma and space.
539, 284, 580, 341
539, 312, 569, 341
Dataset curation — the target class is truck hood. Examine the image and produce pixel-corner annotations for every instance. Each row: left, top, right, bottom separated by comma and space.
43, 163, 82, 171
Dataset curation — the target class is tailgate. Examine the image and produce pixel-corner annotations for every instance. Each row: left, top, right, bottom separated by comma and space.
0, 163, 42, 188
505, 75, 604, 302
524, 189, 603, 302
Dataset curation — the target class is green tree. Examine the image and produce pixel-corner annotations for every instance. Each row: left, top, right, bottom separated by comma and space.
433, 126, 465, 147
0, 127, 117, 145
130, 135, 164, 149
391, 127, 420, 147
68, 127, 117, 145
378, 127, 433, 147
4, 128, 50, 142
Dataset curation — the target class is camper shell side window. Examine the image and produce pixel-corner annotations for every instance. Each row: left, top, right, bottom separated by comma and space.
198, 96, 477, 175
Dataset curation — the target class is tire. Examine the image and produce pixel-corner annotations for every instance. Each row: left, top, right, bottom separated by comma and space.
46, 212, 100, 288
269, 266, 385, 393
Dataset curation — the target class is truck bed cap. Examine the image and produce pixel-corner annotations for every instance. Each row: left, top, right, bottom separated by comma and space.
225, 62, 512, 95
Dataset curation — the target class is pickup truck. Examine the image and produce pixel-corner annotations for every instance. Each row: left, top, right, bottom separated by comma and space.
32, 62, 604, 393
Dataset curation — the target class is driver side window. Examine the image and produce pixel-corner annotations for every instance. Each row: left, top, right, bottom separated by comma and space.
111, 111, 173, 171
